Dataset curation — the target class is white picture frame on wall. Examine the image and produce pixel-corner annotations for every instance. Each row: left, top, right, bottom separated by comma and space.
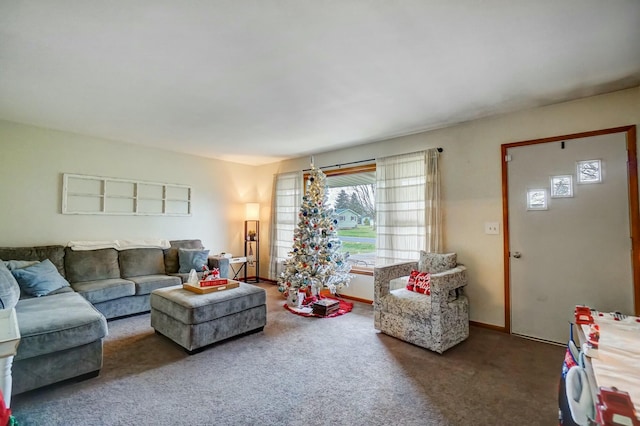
550, 175, 573, 198
62, 173, 192, 216
527, 188, 548, 211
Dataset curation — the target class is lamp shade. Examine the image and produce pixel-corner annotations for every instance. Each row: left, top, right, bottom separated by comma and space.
245, 203, 260, 221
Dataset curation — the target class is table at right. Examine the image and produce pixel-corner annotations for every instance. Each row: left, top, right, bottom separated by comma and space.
574, 310, 640, 420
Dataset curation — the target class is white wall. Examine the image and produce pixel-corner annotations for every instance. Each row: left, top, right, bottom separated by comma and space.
0, 120, 254, 257
257, 86, 640, 327
2, 86, 638, 328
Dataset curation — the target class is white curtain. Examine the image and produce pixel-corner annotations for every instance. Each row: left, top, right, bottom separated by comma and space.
425, 149, 442, 253
269, 170, 303, 280
375, 148, 441, 265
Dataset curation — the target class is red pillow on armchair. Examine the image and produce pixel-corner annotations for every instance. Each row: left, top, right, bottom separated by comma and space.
407, 270, 430, 295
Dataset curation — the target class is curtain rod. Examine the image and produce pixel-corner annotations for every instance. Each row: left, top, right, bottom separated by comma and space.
302, 147, 443, 172
303, 158, 374, 172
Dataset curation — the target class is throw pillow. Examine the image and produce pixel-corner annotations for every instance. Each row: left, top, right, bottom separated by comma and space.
406, 269, 430, 295
414, 272, 431, 295
406, 270, 420, 291
0, 259, 21, 309
3, 260, 40, 271
178, 248, 210, 273
418, 251, 457, 274
10, 259, 71, 297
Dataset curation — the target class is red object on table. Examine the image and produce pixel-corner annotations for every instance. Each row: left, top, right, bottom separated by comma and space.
0, 390, 11, 426
588, 324, 600, 349
199, 278, 228, 287
595, 387, 640, 426
575, 305, 594, 325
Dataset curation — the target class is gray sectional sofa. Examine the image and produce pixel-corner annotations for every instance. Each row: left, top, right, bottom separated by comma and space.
0, 239, 230, 395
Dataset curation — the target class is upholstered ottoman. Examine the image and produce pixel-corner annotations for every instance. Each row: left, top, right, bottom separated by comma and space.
150, 283, 266, 354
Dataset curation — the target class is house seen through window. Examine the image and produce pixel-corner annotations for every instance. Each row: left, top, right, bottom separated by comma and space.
322, 164, 376, 272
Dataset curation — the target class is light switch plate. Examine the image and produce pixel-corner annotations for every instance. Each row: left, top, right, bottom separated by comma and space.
485, 222, 500, 235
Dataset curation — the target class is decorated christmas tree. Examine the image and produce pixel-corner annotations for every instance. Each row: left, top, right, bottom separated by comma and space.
278, 164, 352, 298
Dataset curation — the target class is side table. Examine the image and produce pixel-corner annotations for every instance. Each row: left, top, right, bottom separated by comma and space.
229, 256, 248, 281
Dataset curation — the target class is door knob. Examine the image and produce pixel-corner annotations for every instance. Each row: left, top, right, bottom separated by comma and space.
512, 252, 522, 259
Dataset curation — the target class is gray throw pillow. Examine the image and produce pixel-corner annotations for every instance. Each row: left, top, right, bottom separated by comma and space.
0, 259, 20, 309
178, 248, 210, 273
11, 259, 71, 297
418, 251, 457, 274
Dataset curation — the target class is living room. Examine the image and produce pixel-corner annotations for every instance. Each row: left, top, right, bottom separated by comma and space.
1, 2, 640, 425
3, 87, 639, 329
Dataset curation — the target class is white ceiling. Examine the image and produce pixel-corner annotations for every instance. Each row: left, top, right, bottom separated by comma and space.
1, 2, 639, 165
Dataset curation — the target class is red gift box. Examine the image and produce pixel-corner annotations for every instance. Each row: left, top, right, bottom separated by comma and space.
199, 278, 228, 287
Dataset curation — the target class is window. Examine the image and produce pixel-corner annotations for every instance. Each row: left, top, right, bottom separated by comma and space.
319, 164, 377, 274
271, 165, 377, 278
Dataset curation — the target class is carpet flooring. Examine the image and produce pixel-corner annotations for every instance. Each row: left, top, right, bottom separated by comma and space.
11, 283, 564, 425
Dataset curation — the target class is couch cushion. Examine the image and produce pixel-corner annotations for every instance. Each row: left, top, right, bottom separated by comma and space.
11, 259, 71, 297
119, 248, 165, 277
380, 288, 432, 318
419, 251, 457, 274
0, 245, 66, 277
164, 240, 204, 274
178, 248, 210, 273
71, 278, 136, 304
14, 292, 107, 360
65, 248, 121, 283
128, 274, 181, 295
0, 260, 20, 310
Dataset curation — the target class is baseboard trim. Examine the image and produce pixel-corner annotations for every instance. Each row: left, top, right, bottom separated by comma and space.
470, 320, 508, 333
256, 278, 373, 305
337, 294, 373, 305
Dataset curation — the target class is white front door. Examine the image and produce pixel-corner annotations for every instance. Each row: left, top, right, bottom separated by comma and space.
507, 132, 634, 343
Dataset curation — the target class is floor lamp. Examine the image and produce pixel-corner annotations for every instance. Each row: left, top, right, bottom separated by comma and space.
244, 203, 259, 283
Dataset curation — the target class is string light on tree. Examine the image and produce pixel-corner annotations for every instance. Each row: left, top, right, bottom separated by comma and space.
278, 159, 352, 298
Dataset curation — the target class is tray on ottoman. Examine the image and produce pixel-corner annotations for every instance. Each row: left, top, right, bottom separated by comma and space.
183, 279, 239, 294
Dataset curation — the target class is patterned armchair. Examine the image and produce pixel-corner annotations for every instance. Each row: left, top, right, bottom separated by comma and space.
373, 252, 469, 353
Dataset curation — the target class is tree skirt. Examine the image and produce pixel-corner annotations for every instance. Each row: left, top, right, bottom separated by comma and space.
284, 296, 353, 318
